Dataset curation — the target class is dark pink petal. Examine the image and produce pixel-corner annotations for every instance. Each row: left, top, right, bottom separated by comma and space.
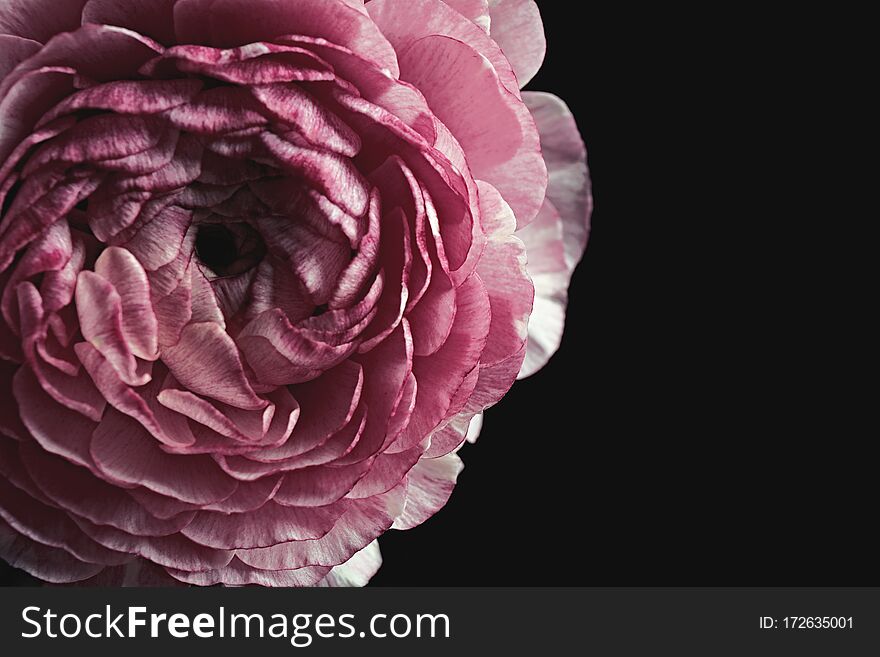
260, 132, 370, 218
70, 515, 234, 572
339, 321, 413, 465
127, 488, 199, 520
156, 43, 335, 85
392, 453, 463, 529
249, 403, 367, 471
124, 204, 193, 271
237, 482, 405, 570
0, 69, 76, 168
383, 372, 419, 453
268, 360, 363, 459
348, 445, 424, 499
239, 310, 358, 386
1, 25, 162, 98
167, 557, 330, 587
252, 83, 361, 157
0, 0, 88, 42
274, 460, 373, 507
397, 275, 489, 448
19, 443, 196, 537
90, 409, 238, 505
398, 34, 546, 228
0, 474, 132, 566
0, 518, 104, 583
38, 79, 204, 127
357, 208, 411, 351
166, 86, 268, 134
200, 475, 283, 513
0, 362, 27, 439
486, 0, 545, 86
278, 35, 436, 140
0, 34, 40, 79
74, 342, 174, 441
17, 285, 107, 422
180, 500, 347, 550
160, 321, 266, 410
12, 366, 102, 472
1, 218, 71, 331
0, 176, 98, 271
24, 114, 167, 174
81, 0, 178, 44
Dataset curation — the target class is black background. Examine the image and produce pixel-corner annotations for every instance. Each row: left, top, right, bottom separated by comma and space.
1, 3, 867, 588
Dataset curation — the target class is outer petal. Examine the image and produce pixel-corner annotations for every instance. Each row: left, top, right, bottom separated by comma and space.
487, 0, 546, 87
317, 540, 382, 587
521, 91, 592, 270
442, 0, 491, 33
392, 453, 463, 529
515, 200, 568, 379
516, 92, 591, 378
397, 34, 546, 227
368, 0, 518, 96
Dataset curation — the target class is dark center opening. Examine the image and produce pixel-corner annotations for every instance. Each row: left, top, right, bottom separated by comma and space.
195, 222, 265, 277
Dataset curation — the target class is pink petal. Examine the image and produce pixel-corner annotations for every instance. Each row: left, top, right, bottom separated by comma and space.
180, 499, 347, 550
474, 182, 533, 365
397, 34, 546, 228
347, 445, 424, 498
274, 460, 373, 507
367, 0, 519, 95
316, 539, 382, 587
487, 0, 546, 87
173, 0, 399, 76
70, 514, 234, 572
19, 442, 196, 537
392, 453, 464, 529
75, 271, 147, 386
237, 482, 405, 569
443, 0, 491, 32
94, 247, 159, 360
160, 321, 266, 410
521, 91, 592, 270
397, 275, 489, 448
515, 200, 568, 378
166, 556, 329, 587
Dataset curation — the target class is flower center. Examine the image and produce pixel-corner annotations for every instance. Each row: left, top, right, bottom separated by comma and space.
195, 222, 266, 278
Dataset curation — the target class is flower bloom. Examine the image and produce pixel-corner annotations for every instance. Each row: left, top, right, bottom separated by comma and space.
0, 0, 590, 586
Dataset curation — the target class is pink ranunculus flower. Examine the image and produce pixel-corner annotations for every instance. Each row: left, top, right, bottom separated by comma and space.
0, 0, 590, 586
